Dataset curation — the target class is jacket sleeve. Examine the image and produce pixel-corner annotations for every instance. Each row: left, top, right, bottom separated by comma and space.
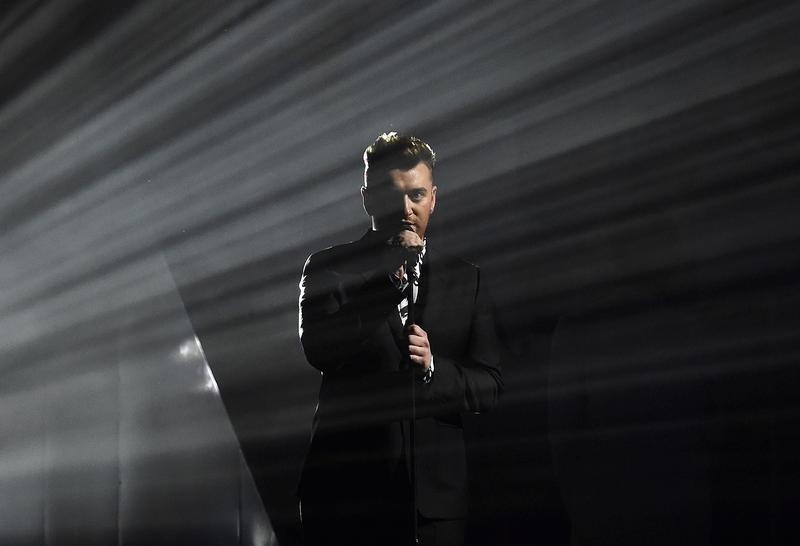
298, 250, 403, 374
299, 250, 420, 427
416, 267, 504, 417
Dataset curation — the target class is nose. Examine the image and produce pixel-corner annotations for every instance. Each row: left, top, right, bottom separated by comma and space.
403, 195, 413, 217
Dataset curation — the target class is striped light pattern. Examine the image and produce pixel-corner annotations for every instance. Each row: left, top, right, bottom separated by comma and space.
1, 1, 799, 544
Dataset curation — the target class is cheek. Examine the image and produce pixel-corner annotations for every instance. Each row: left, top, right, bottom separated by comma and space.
414, 203, 430, 219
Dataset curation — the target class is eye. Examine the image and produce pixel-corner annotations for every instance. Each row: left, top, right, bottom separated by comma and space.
409, 190, 425, 202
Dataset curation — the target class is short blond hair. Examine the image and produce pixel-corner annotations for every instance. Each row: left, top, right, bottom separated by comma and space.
363, 132, 436, 186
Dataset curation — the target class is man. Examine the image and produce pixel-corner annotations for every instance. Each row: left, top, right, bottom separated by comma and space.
298, 132, 503, 545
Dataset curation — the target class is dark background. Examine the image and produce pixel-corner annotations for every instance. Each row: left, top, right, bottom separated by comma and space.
1, 1, 799, 544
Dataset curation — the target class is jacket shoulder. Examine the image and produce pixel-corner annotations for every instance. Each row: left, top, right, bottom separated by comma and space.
303, 239, 371, 274
432, 251, 480, 277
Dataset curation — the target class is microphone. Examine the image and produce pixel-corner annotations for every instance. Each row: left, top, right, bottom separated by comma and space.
404, 246, 421, 286
403, 247, 421, 331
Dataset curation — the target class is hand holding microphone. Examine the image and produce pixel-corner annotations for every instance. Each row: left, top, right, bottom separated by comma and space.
390, 228, 431, 373
389, 227, 423, 255
379, 225, 423, 275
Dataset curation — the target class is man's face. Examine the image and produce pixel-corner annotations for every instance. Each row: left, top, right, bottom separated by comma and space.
363, 161, 437, 240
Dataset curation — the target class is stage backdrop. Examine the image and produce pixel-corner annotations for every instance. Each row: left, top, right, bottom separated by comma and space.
1, 1, 799, 545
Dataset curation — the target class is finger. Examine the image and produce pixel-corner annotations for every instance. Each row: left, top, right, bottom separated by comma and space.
408, 345, 428, 356
398, 229, 421, 241
406, 235, 423, 249
408, 335, 429, 348
406, 324, 427, 336
391, 232, 419, 249
409, 354, 427, 366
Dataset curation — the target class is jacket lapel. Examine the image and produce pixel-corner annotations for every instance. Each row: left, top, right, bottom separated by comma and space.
415, 248, 445, 329
387, 302, 406, 347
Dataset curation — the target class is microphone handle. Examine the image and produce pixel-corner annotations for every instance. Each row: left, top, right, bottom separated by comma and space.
405, 248, 420, 283
405, 252, 418, 326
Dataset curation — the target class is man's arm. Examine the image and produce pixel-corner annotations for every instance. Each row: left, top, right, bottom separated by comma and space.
298, 249, 402, 374
299, 248, 423, 428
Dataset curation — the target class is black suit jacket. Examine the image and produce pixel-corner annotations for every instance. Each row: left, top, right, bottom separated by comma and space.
298, 230, 502, 520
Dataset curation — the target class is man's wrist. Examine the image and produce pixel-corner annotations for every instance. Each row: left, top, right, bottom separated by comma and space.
420, 356, 434, 384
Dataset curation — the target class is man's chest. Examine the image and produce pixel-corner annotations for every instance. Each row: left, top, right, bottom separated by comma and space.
414, 271, 476, 356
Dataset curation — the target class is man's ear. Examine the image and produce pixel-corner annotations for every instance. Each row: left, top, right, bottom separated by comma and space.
361, 185, 372, 216
430, 185, 437, 214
